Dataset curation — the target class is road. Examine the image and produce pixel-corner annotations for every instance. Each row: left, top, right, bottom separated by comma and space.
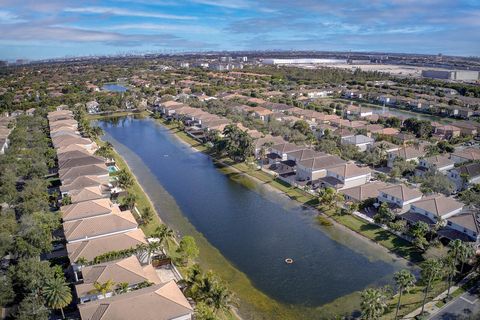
430, 284, 480, 320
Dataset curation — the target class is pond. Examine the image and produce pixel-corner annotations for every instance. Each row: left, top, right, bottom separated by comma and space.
102, 83, 128, 92
97, 117, 411, 317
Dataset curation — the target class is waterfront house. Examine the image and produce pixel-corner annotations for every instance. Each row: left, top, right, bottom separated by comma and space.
78, 281, 193, 320
59, 163, 109, 185
453, 121, 478, 136
67, 229, 147, 271
438, 212, 480, 244
61, 199, 121, 222
58, 154, 106, 171
253, 135, 286, 159
75, 255, 161, 303
434, 125, 461, 139
63, 210, 138, 243
295, 155, 346, 182
60, 175, 111, 196
402, 194, 464, 225
340, 181, 391, 203
68, 186, 111, 204
377, 184, 423, 211
320, 163, 372, 190
269, 143, 305, 163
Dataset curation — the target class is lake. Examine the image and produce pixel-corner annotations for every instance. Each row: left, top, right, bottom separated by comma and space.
102, 83, 128, 92
97, 117, 410, 317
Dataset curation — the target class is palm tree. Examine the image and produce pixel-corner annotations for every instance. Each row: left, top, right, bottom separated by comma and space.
360, 287, 388, 320
42, 276, 72, 319
90, 280, 115, 299
154, 224, 175, 250
443, 255, 457, 299
115, 282, 130, 294
75, 257, 88, 267
393, 269, 416, 319
448, 239, 464, 265
420, 258, 443, 315
144, 241, 162, 264
458, 243, 475, 275
209, 281, 235, 315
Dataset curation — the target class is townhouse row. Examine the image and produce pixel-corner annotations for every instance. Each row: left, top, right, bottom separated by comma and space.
47, 108, 193, 320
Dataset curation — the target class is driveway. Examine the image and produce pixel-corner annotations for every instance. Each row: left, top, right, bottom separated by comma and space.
430, 284, 480, 320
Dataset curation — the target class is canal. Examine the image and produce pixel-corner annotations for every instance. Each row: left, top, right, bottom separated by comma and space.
97, 116, 411, 318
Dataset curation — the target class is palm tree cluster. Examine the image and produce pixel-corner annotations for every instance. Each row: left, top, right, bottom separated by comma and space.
215, 125, 254, 162
184, 265, 235, 318
361, 239, 476, 319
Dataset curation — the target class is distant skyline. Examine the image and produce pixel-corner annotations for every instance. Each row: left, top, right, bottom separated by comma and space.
0, 0, 479, 60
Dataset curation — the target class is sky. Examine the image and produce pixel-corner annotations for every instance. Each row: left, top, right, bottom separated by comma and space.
0, 0, 479, 60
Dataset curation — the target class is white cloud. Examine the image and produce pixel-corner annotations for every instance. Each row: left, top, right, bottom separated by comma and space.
106, 23, 217, 34
0, 10, 26, 24
64, 6, 196, 20
190, 0, 250, 9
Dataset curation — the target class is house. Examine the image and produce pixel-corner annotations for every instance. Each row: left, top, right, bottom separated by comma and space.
387, 145, 425, 168
296, 155, 346, 182
448, 162, 480, 191
403, 194, 464, 225
250, 106, 273, 121
269, 143, 305, 163
68, 186, 111, 204
320, 163, 371, 190
75, 256, 161, 303
253, 135, 286, 158
86, 101, 100, 114
454, 121, 478, 136
78, 281, 193, 320
368, 141, 400, 153
333, 127, 355, 139
438, 212, 480, 244
66, 229, 147, 268
378, 184, 423, 211
341, 135, 374, 152
340, 181, 391, 203
58, 154, 106, 171
450, 148, 480, 164
59, 164, 109, 185
53, 135, 97, 150
434, 125, 461, 139
63, 210, 138, 243
61, 199, 120, 222
287, 149, 326, 163
415, 155, 455, 177
344, 105, 373, 118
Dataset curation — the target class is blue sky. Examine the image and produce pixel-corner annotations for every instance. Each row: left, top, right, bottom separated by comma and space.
0, 0, 479, 60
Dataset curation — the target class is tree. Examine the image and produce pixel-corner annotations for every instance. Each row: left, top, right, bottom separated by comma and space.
42, 276, 72, 319
420, 172, 455, 196
16, 293, 49, 320
140, 241, 162, 264
153, 224, 175, 250
119, 193, 137, 210
115, 169, 134, 190
221, 125, 254, 162
61, 195, 72, 206
360, 287, 388, 320
373, 202, 395, 225
90, 280, 115, 299
318, 187, 344, 213
190, 271, 234, 315
443, 255, 457, 299
409, 221, 430, 251
393, 269, 416, 319
140, 207, 154, 225
176, 236, 199, 266
420, 258, 443, 315
0, 274, 15, 307
115, 282, 130, 294
195, 302, 218, 320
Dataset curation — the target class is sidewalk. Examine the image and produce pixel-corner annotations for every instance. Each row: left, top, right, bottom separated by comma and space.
402, 273, 477, 319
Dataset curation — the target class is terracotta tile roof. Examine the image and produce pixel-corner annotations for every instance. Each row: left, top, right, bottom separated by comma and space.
271, 143, 305, 154
63, 211, 138, 243
298, 155, 346, 171
340, 181, 391, 201
67, 229, 147, 262
78, 281, 193, 320
287, 149, 326, 161
379, 184, 423, 201
62, 199, 119, 222
411, 194, 464, 217
452, 148, 480, 161
59, 164, 108, 184
327, 163, 371, 178
447, 212, 480, 234
75, 256, 161, 298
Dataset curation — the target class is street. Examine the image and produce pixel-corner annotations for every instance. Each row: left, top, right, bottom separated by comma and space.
431, 285, 480, 320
